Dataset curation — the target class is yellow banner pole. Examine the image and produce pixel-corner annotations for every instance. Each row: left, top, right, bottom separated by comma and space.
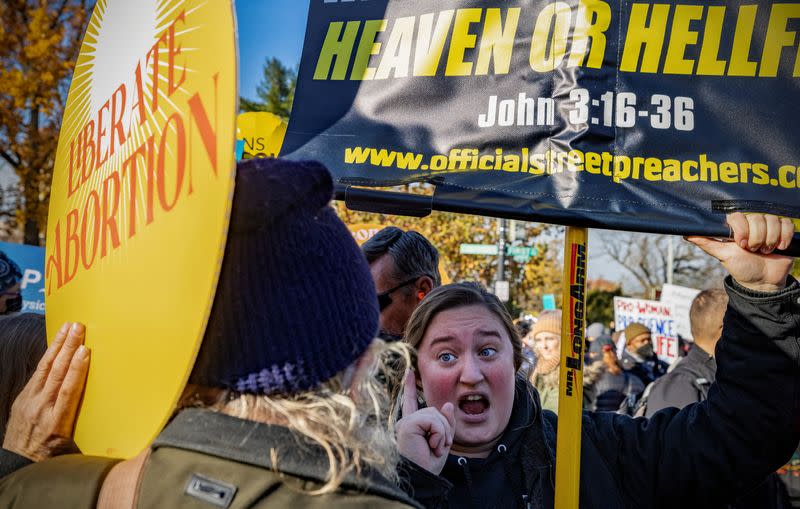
555, 226, 588, 508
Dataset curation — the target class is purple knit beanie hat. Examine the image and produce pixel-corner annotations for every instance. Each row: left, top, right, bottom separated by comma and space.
189, 158, 379, 394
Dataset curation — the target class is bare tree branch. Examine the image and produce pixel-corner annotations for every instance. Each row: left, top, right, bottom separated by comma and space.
0, 150, 20, 168
599, 231, 725, 296
50, 0, 70, 30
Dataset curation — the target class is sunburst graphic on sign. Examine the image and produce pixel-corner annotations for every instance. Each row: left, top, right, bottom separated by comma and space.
57, 0, 209, 261
46, 0, 236, 458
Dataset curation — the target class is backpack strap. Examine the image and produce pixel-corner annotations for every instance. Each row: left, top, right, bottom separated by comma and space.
691, 377, 712, 401
97, 449, 150, 509
632, 379, 657, 417
670, 359, 713, 402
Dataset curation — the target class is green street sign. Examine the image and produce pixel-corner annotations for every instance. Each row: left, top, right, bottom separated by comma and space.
460, 244, 539, 260
460, 243, 498, 255
506, 246, 538, 258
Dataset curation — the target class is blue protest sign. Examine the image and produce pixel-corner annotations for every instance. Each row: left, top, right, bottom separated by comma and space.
0, 241, 45, 314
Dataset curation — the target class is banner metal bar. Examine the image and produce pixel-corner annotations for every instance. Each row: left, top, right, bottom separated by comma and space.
334, 186, 800, 257
554, 226, 589, 509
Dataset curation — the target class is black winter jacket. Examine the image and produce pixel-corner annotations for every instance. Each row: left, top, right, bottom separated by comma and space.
644, 339, 791, 508
620, 350, 668, 386
402, 276, 800, 508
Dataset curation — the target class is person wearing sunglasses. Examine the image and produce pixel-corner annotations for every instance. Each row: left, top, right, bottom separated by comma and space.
363, 227, 441, 342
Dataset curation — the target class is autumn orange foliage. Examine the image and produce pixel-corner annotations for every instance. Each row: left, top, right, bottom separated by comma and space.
333, 186, 563, 314
0, 1, 93, 244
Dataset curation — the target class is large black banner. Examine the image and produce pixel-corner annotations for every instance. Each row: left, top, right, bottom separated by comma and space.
283, 0, 800, 240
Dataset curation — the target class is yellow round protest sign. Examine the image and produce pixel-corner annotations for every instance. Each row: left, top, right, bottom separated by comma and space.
44, 0, 237, 458
236, 111, 287, 160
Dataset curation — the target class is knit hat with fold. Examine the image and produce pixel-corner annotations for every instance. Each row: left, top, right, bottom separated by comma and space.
531, 310, 562, 338
189, 158, 379, 394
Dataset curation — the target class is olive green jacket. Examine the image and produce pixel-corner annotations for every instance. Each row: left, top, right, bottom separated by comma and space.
0, 409, 419, 509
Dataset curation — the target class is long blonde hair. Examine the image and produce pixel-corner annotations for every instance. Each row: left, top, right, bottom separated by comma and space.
179, 339, 411, 495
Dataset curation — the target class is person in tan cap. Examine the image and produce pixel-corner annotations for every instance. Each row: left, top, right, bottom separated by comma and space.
526, 310, 562, 413
527, 313, 609, 413
620, 322, 668, 385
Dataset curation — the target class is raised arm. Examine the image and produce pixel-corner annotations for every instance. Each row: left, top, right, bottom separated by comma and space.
587, 213, 799, 508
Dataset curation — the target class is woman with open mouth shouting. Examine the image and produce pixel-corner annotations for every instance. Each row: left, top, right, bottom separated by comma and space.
395, 212, 800, 509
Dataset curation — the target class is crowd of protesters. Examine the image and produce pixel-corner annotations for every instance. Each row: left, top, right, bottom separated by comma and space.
0, 158, 798, 508
514, 285, 798, 507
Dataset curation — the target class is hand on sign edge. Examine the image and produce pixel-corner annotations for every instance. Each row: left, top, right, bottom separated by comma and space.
2, 322, 90, 461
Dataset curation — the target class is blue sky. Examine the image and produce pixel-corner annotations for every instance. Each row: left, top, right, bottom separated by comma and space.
235, 2, 309, 101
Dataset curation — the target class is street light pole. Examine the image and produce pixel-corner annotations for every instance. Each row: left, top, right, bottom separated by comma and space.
497, 218, 507, 283
667, 235, 674, 285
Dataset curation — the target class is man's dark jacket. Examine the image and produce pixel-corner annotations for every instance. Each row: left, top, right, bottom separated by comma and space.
620, 350, 669, 386
402, 277, 800, 508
